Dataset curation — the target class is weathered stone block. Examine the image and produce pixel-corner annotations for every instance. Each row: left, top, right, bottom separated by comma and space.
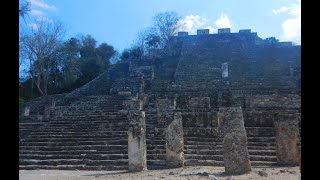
128, 111, 147, 172
166, 112, 184, 168
218, 107, 251, 175
274, 113, 300, 166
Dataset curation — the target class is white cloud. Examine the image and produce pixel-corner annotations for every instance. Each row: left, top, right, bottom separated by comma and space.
273, 1, 301, 43
215, 13, 232, 28
29, 0, 57, 10
30, 9, 43, 16
281, 15, 300, 42
177, 13, 233, 34
178, 14, 208, 34
272, 6, 290, 15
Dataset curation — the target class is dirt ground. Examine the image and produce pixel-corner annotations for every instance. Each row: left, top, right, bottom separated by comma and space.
19, 166, 300, 180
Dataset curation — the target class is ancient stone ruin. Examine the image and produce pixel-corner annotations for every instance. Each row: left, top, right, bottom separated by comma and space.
19, 28, 301, 172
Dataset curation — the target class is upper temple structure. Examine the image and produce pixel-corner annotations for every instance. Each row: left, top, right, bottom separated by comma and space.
19, 28, 301, 171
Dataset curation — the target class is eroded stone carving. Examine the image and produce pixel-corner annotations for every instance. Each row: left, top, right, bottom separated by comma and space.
218, 107, 251, 174
166, 112, 184, 168
128, 111, 147, 172
274, 113, 300, 166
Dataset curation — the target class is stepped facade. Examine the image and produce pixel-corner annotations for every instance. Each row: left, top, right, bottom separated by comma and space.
19, 28, 301, 170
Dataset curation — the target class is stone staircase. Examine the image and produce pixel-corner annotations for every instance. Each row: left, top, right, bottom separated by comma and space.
19, 95, 130, 170
19, 95, 283, 170
145, 112, 167, 169
183, 127, 277, 167
143, 110, 278, 168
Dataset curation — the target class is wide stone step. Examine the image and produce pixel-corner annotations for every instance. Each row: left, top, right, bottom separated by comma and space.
51, 117, 128, 121
19, 150, 128, 155
19, 159, 128, 166
147, 160, 166, 166
19, 154, 128, 160
23, 127, 129, 133
185, 154, 224, 161
146, 139, 165, 144
184, 137, 223, 142
147, 149, 166, 154
47, 122, 130, 126
251, 161, 278, 166
247, 146, 276, 150
249, 155, 277, 162
20, 129, 129, 135
20, 134, 127, 139
184, 145, 222, 150
19, 164, 128, 170
48, 120, 129, 125
247, 142, 276, 146
184, 141, 222, 146
245, 127, 275, 137
248, 150, 276, 156
53, 114, 122, 119
147, 154, 166, 160
19, 122, 46, 128
147, 145, 166, 150
20, 130, 128, 136
185, 149, 223, 155
19, 140, 128, 146
20, 145, 127, 151
20, 137, 126, 143
184, 159, 224, 166
247, 137, 276, 142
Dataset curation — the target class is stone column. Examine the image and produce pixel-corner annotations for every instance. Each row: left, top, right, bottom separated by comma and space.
274, 113, 300, 166
166, 112, 184, 168
128, 110, 147, 172
218, 107, 251, 175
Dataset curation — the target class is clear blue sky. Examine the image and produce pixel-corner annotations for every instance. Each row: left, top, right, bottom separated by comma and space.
21, 0, 301, 53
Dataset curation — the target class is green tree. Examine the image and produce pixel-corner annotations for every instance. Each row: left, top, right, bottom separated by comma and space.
96, 42, 116, 68
120, 47, 144, 62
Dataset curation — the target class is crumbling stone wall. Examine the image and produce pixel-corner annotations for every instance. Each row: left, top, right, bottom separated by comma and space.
19, 94, 66, 121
